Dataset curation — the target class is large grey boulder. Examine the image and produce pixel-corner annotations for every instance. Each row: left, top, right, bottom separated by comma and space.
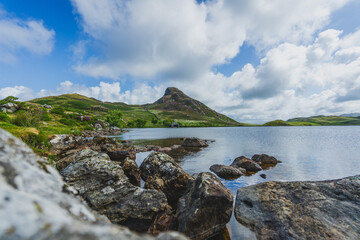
1, 102, 18, 113
177, 172, 233, 240
0, 129, 187, 240
61, 149, 171, 232
140, 152, 193, 207
235, 176, 360, 240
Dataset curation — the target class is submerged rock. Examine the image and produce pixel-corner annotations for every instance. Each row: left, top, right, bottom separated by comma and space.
231, 156, 262, 173
234, 176, 360, 240
0, 129, 187, 239
181, 138, 208, 148
177, 172, 234, 239
209, 164, 244, 179
140, 152, 193, 207
61, 149, 171, 232
251, 154, 281, 166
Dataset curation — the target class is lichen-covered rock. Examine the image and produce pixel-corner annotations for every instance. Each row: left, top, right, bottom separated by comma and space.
121, 157, 141, 186
177, 172, 233, 240
234, 176, 360, 240
181, 138, 208, 148
107, 149, 137, 162
0, 129, 188, 240
251, 154, 281, 166
140, 152, 193, 207
61, 149, 170, 232
209, 164, 244, 179
231, 156, 262, 172
1, 102, 18, 113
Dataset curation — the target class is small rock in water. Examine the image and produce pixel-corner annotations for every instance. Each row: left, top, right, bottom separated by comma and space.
260, 173, 267, 179
182, 137, 208, 147
252, 154, 281, 166
231, 156, 262, 173
209, 164, 244, 179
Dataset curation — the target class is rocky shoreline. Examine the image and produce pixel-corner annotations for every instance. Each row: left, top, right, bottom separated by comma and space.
1, 129, 359, 240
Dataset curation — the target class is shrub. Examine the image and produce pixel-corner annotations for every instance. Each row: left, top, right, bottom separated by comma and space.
0, 96, 18, 105
42, 112, 52, 121
127, 119, 146, 128
59, 118, 78, 126
162, 119, 174, 127
151, 118, 158, 124
0, 113, 10, 122
21, 132, 50, 150
11, 110, 42, 127
51, 107, 65, 115
106, 110, 125, 128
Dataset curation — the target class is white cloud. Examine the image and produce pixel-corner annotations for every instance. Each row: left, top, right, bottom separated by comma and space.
0, 81, 164, 106
70, 0, 349, 80
0, 7, 55, 63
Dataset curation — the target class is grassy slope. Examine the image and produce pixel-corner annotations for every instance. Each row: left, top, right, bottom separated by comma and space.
264, 116, 360, 126
30, 93, 242, 127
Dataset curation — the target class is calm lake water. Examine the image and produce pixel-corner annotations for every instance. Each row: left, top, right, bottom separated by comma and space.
119, 126, 360, 239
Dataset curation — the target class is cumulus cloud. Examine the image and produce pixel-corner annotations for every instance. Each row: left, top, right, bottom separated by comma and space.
0, 7, 55, 63
0, 81, 164, 105
70, 0, 349, 80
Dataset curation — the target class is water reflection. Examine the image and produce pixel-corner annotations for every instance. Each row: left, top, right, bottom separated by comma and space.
121, 126, 360, 240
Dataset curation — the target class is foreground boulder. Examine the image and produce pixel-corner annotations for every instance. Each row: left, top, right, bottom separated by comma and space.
177, 172, 234, 239
140, 152, 193, 207
251, 154, 281, 166
209, 164, 245, 179
182, 138, 208, 148
61, 149, 171, 232
231, 156, 262, 173
0, 129, 187, 239
234, 176, 360, 240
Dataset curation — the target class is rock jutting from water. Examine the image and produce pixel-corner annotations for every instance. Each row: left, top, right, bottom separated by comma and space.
177, 172, 234, 239
209, 164, 245, 179
231, 156, 262, 173
251, 153, 281, 166
181, 137, 208, 148
0, 129, 187, 240
234, 176, 360, 240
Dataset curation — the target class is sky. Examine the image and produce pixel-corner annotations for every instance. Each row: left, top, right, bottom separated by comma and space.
0, 0, 360, 123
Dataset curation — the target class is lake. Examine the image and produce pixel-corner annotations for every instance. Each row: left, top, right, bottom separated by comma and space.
118, 126, 360, 239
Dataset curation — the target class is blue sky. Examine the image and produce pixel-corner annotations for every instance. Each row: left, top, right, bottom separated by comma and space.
0, 0, 360, 123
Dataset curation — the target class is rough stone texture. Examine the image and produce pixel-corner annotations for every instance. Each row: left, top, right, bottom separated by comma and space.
140, 152, 193, 207
231, 156, 262, 172
181, 138, 208, 148
177, 172, 234, 240
251, 154, 281, 166
209, 164, 244, 179
0, 129, 187, 240
121, 157, 141, 186
107, 150, 137, 162
235, 176, 360, 240
61, 149, 170, 232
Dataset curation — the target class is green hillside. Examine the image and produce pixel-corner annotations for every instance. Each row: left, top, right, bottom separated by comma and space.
264, 115, 360, 126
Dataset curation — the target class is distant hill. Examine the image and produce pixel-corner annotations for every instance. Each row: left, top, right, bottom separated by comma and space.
264, 115, 360, 126
145, 87, 240, 126
30, 87, 241, 127
340, 113, 360, 117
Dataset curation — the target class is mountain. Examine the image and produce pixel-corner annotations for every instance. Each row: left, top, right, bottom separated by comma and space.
145, 87, 239, 126
29, 87, 241, 127
340, 113, 360, 117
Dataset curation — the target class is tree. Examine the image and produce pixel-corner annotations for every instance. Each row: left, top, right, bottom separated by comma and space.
106, 110, 125, 128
